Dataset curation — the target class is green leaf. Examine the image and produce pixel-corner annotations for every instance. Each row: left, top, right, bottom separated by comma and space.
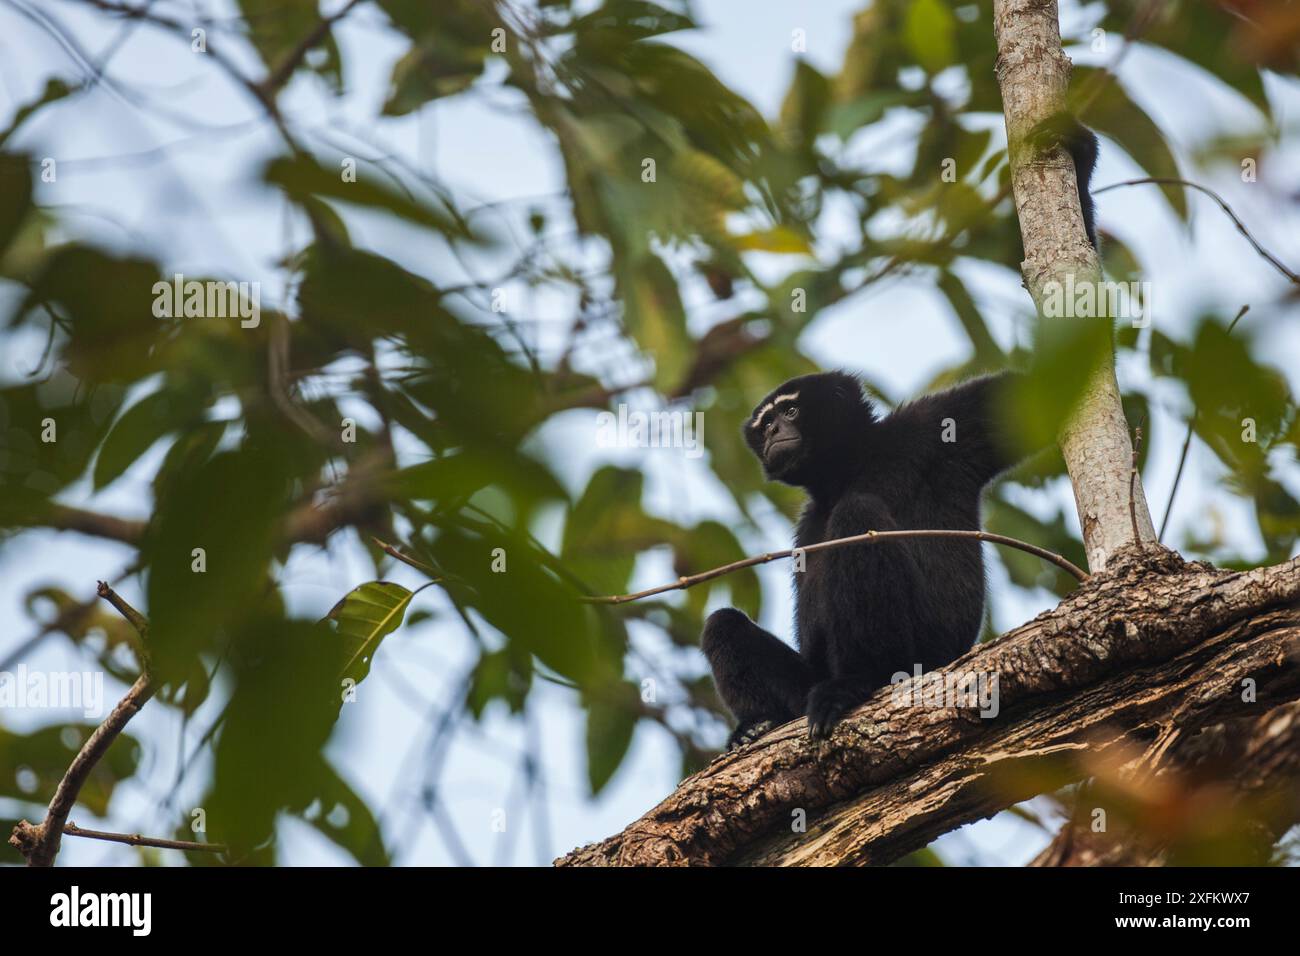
327, 581, 417, 685
93, 389, 201, 491
0, 153, 33, 256
288, 757, 391, 866
0, 80, 77, 149
563, 466, 672, 596
264, 155, 470, 237
619, 254, 691, 391
903, 0, 957, 74
235, 0, 343, 93
0, 725, 141, 816
585, 683, 639, 794
1074, 67, 1188, 220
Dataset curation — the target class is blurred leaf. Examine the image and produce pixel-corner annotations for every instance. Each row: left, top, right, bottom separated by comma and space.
0, 153, 33, 255
0, 725, 140, 816
618, 254, 691, 390
904, 0, 957, 74
1074, 67, 1187, 220
584, 682, 639, 794
0, 371, 124, 498
288, 757, 390, 866
94, 388, 204, 491
1097, 1, 1271, 115
207, 615, 342, 855
235, 0, 342, 93
0, 80, 77, 149
265, 155, 470, 237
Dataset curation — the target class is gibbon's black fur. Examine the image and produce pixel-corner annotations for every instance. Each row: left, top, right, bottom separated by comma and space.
702, 372, 1025, 746
702, 117, 1102, 748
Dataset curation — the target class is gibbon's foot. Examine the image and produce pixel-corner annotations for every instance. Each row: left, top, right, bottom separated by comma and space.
805, 679, 867, 740
726, 718, 776, 752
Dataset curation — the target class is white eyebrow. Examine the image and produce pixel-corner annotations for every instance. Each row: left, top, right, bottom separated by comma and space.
750, 391, 800, 426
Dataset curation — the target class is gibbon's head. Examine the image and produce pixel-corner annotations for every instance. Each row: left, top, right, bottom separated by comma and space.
742, 371, 875, 487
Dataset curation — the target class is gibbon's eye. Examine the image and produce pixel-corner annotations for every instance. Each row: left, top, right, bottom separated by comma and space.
782, 405, 799, 420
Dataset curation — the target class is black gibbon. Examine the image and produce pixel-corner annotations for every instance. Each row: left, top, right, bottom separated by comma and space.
702, 117, 1098, 748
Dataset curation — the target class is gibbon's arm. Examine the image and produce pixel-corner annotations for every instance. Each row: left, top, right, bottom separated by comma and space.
889, 371, 1027, 493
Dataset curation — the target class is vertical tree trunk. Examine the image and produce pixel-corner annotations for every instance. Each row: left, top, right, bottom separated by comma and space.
992, 0, 1156, 570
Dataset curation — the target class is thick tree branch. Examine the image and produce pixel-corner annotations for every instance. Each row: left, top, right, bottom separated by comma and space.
558, 548, 1300, 866
1031, 697, 1300, 866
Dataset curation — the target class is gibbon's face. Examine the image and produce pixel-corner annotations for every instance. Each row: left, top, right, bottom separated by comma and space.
743, 371, 868, 485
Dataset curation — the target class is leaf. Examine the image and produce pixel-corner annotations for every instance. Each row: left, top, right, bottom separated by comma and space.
22, 246, 166, 384
288, 757, 391, 866
585, 683, 639, 794
327, 581, 416, 685
235, 0, 342, 93
93, 389, 202, 491
0, 725, 141, 816
0, 79, 77, 149
618, 253, 691, 391
1097, 1, 1270, 117
264, 155, 470, 237
938, 271, 1003, 367
562, 466, 671, 596
0, 153, 33, 256
731, 225, 814, 254
903, 0, 957, 74
1073, 67, 1187, 220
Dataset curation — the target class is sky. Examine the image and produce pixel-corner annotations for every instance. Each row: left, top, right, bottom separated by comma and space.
1, 0, 1298, 866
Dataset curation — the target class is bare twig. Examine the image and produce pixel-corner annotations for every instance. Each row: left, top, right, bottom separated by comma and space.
371, 537, 441, 579
1129, 417, 1145, 545
62, 823, 226, 854
1095, 178, 1299, 284
583, 528, 1087, 606
8, 585, 153, 866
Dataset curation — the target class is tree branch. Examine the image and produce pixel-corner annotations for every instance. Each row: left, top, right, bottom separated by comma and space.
1095, 178, 1300, 284
558, 548, 1300, 866
582, 528, 1086, 606
61, 823, 226, 855
994, 0, 1156, 570
8, 584, 153, 867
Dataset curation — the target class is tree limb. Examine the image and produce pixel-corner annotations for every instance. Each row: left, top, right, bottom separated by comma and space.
8, 584, 153, 867
557, 548, 1300, 866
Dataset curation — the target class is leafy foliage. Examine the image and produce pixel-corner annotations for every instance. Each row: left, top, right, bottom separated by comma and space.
0, 0, 1296, 865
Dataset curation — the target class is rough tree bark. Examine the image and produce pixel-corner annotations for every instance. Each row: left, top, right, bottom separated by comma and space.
557, 0, 1296, 868
559, 549, 1299, 865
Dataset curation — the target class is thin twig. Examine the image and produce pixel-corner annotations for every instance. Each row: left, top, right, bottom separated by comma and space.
62, 823, 226, 854
1095, 178, 1299, 284
1158, 305, 1250, 542
583, 528, 1087, 606
371, 537, 441, 579
8, 585, 153, 866
1129, 417, 1145, 545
